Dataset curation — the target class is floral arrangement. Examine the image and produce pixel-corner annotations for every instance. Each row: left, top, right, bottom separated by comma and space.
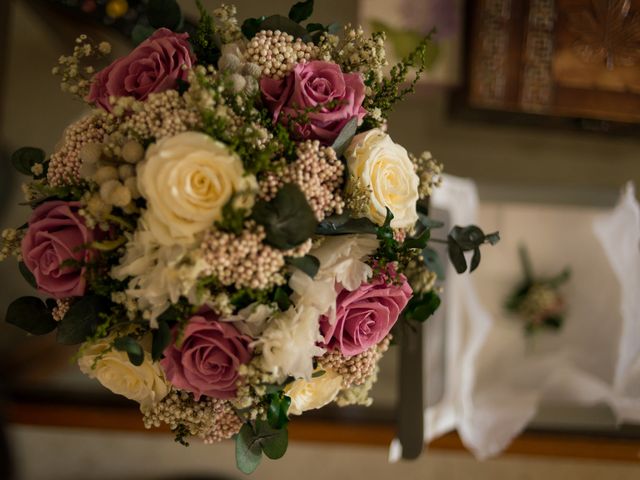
505, 246, 570, 334
2, 0, 498, 473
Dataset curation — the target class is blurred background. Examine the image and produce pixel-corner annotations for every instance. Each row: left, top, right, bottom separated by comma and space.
1, 0, 640, 479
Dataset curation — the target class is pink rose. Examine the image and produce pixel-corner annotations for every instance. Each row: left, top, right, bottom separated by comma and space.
87, 28, 195, 111
21, 201, 94, 299
161, 313, 252, 400
321, 274, 413, 357
260, 61, 366, 145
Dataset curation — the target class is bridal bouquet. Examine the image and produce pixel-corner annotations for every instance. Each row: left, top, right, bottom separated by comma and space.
2, 0, 498, 473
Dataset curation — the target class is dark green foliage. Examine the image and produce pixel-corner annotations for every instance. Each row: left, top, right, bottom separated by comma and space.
57, 295, 108, 345
5, 296, 57, 335
403, 291, 441, 323
11, 147, 45, 177
235, 419, 289, 473
113, 336, 145, 366
331, 117, 358, 158
147, 0, 183, 30
192, 0, 221, 66
131, 24, 155, 45
18, 262, 37, 289
447, 225, 500, 274
251, 184, 317, 250
152, 320, 172, 361
285, 254, 320, 278
288, 0, 314, 23
316, 212, 378, 236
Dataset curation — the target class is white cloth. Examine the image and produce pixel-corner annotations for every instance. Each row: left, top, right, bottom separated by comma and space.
413, 178, 640, 460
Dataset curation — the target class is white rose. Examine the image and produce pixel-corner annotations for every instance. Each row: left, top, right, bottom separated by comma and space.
78, 336, 169, 409
346, 129, 419, 229
255, 305, 325, 382
137, 131, 257, 245
285, 369, 344, 415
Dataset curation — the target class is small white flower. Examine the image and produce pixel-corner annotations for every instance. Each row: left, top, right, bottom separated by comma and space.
255, 304, 325, 381
111, 218, 207, 327
219, 302, 276, 337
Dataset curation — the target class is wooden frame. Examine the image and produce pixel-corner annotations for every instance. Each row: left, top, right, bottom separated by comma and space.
6, 400, 640, 463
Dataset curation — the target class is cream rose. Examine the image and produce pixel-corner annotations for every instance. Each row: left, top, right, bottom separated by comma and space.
346, 129, 419, 229
284, 369, 343, 415
78, 336, 169, 409
137, 131, 257, 245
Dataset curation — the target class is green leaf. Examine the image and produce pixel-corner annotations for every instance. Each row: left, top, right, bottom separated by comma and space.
331, 116, 358, 158
5, 296, 57, 335
285, 254, 320, 278
241, 16, 267, 39
11, 147, 45, 176
147, 0, 183, 30
114, 336, 145, 366
157, 305, 181, 323
470, 247, 481, 273
485, 231, 501, 245
447, 240, 467, 274
316, 213, 377, 236
152, 320, 172, 361
289, 0, 314, 23
260, 15, 310, 41
236, 424, 262, 474
131, 23, 155, 45
267, 394, 290, 429
273, 287, 291, 311
255, 420, 289, 460
403, 291, 441, 323
18, 262, 37, 289
56, 295, 106, 345
306, 22, 325, 33
260, 430, 288, 460
403, 227, 430, 250
251, 183, 317, 250
312, 369, 326, 378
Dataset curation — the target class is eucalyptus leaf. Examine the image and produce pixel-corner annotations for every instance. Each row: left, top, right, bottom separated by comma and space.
241, 16, 266, 39
403, 291, 441, 323
485, 232, 501, 245
289, 0, 314, 23
57, 295, 106, 345
255, 420, 289, 460
131, 23, 155, 45
235, 424, 262, 474
260, 15, 310, 41
147, 0, 182, 30
285, 254, 320, 278
267, 394, 291, 429
114, 336, 145, 366
11, 147, 45, 176
316, 213, 377, 236
447, 240, 467, 274
5, 296, 57, 335
403, 227, 430, 250
273, 287, 291, 311
470, 247, 481, 273
18, 262, 37, 289
330, 116, 358, 157
417, 213, 444, 230
152, 320, 171, 361
251, 183, 317, 250
422, 247, 445, 280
